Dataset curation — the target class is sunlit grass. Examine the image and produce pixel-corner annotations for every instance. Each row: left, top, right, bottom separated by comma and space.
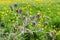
0, 0, 60, 40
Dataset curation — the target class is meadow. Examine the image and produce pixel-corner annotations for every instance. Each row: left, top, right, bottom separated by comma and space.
0, 0, 60, 40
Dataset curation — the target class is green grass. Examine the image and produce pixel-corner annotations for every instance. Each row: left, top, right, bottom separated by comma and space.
0, 0, 60, 40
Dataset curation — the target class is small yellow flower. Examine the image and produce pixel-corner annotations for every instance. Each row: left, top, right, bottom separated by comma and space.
48, 8, 50, 10
21, 6, 25, 10
53, 30, 56, 32
30, 15, 32, 17
58, 31, 60, 33
9, 20, 11, 22
1, 17, 4, 20
13, 17, 15, 18
37, 10, 40, 13
5, 14, 8, 16
18, 16, 21, 18
30, 11, 32, 14
41, 24, 44, 27
37, 10, 41, 15
49, 30, 52, 32
56, 31, 60, 35
40, 17, 43, 21
2, 12, 4, 15
45, 26, 48, 29
37, 13, 40, 15
4, 7, 7, 10
38, 23, 41, 27
57, 12, 60, 15
14, 25, 15, 27
38, 22, 40, 24
30, 8, 32, 11
7, 10, 9, 12
48, 10, 51, 13
27, 4, 30, 7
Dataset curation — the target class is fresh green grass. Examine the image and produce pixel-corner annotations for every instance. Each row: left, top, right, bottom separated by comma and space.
0, 0, 60, 40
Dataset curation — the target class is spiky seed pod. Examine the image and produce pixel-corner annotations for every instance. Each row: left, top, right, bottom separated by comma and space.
36, 14, 41, 19
25, 12, 29, 16
30, 16, 35, 20
46, 31, 56, 40
20, 30, 25, 35
36, 15, 40, 18
10, 6, 14, 11
16, 9, 23, 14
49, 31, 56, 37
32, 21, 36, 26
44, 22, 48, 26
26, 29, 33, 35
18, 9, 23, 14
14, 4, 17, 7
46, 32, 53, 40
30, 16, 33, 20
22, 16, 26, 21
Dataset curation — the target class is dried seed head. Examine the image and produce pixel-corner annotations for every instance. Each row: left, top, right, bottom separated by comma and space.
26, 29, 33, 35
32, 21, 37, 27
21, 30, 25, 35
22, 16, 26, 21
46, 32, 53, 40
18, 9, 23, 14
44, 22, 48, 26
49, 31, 56, 37
10, 6, 14, 11
36, 15, 40, 18
36, 14, 41, 19
32, 22, 36, 26
14, 4, 17, 7
25, 12, 29, 16
30, 16, 35, 20
16, 9, 23, 14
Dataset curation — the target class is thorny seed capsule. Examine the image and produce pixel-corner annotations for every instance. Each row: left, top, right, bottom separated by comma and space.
16, 9, 23, 14
36, 14, 41, 19
46, 32, 53, 40
19, 9, 23, 14
47, 32, 56, 40
14, 4, 17, 7
10, 6, 14, 11
49, 31, 56, 37
22, 16, 26, 21
30, 16, 35, 20
44, 22, 48, 26
26, 29, 33, 35
25, 12, 29, 16
32, 22, 36, 26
